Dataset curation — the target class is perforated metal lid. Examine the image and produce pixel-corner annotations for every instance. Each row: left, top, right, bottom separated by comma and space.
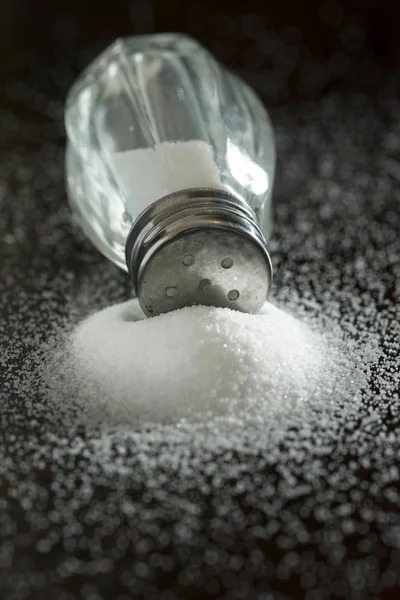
125, 188, 273, 317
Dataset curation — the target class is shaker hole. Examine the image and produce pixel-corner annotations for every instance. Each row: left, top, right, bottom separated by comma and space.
221, 257, 233, 269
199, 279, 211, 291
165, 286, 178, 298
182, 254, 195, 266
227, 289, 240, 301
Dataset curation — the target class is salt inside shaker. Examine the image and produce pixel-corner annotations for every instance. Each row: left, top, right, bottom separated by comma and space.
65, 33, 276, 316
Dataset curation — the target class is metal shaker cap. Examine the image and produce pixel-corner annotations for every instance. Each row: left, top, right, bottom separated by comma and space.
125, 188, 273, 317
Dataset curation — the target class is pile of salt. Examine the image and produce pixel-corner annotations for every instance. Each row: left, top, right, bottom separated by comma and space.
46, 299, 348, 429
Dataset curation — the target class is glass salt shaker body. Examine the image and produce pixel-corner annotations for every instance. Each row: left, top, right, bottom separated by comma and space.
65, 33, 276, 316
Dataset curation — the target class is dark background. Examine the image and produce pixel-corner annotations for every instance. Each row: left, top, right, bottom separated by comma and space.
0, 1, 400, 599
2, 0, 400, 102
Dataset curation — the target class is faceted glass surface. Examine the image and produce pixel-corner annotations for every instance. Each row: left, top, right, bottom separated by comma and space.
65, 33, 275, 270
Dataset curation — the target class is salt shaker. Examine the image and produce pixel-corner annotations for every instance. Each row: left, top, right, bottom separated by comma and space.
65, 33, 275, 316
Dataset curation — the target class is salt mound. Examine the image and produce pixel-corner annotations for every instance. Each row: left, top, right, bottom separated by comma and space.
49, 300, 336, 427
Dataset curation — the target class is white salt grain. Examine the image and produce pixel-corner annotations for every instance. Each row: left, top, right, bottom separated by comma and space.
52, 299, 345, 428
112, 141, 223, 215
3, 77, 398, 597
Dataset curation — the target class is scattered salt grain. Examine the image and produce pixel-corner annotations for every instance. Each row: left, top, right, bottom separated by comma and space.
1, 46, 399, 598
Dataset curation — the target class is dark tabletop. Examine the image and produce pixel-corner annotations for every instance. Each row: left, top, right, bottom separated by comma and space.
0, 1, 399, 599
